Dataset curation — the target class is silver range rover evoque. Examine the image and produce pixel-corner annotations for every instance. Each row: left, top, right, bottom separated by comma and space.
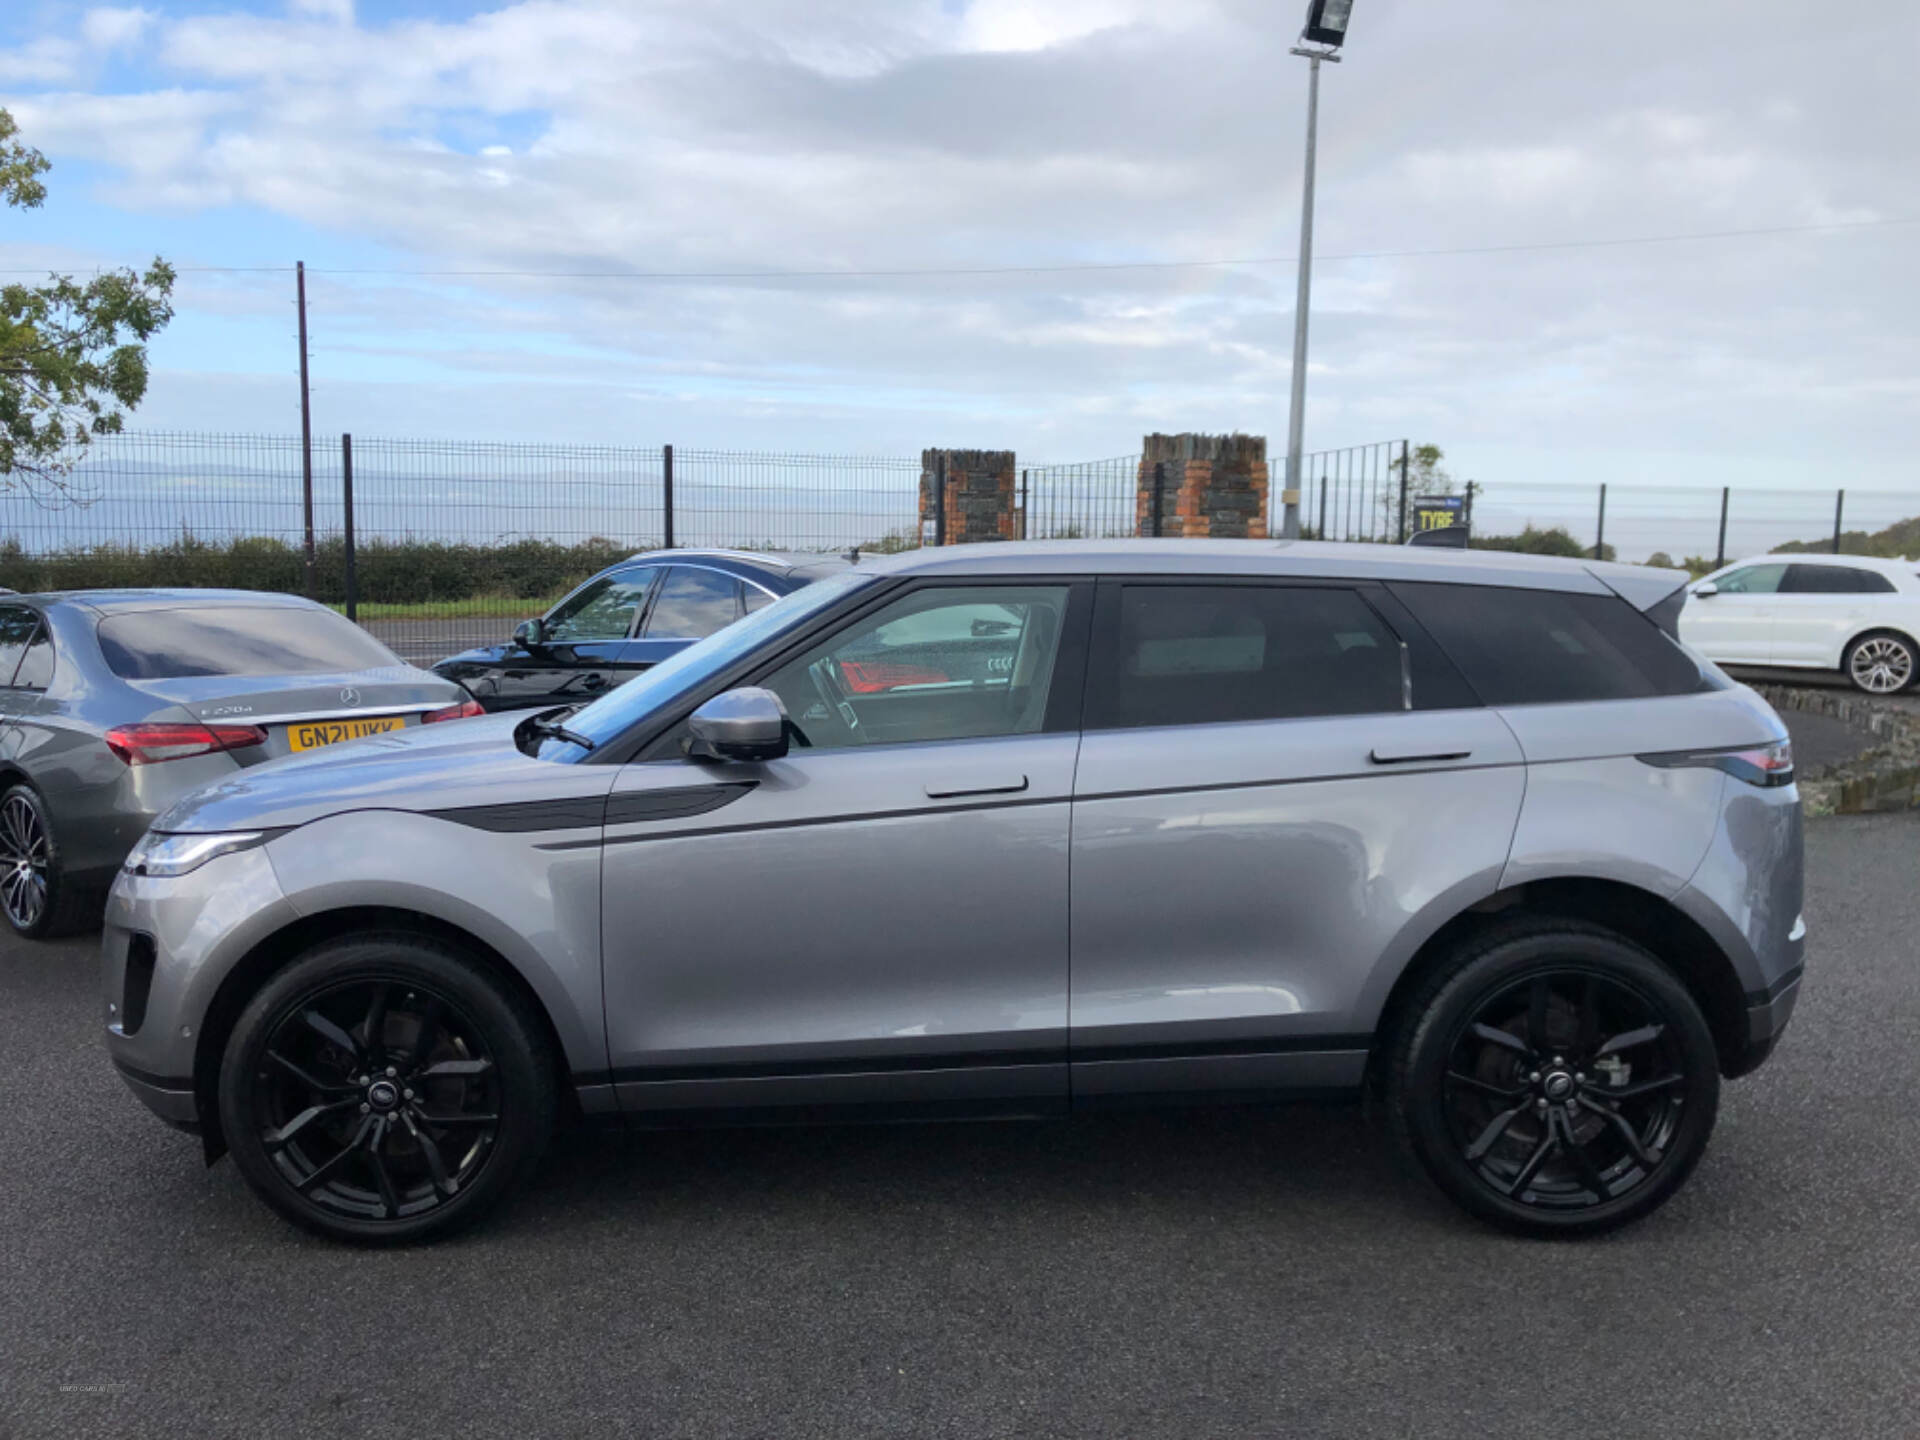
103, 540, 1805, 1244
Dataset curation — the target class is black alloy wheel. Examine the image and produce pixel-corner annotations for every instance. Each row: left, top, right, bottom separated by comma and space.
1390, 922, 1721, 1236
220, 936, 555, 1244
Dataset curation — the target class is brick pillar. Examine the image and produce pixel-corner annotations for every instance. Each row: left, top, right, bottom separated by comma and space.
920, 449, 1016, 545
1136, 433, 1268, 539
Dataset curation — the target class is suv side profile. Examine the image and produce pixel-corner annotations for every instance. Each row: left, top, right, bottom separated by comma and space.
1679, 553, 1920, 693
103, 541, 1803, 1244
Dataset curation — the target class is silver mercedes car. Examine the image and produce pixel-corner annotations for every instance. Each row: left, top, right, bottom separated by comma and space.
102, 541, 1805, 1244
0, 589, 476, 938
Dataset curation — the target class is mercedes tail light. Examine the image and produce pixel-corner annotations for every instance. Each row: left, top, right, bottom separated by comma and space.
105, 723, 268, 766
422, 698, 486, 724
1639, 739, 1794, 789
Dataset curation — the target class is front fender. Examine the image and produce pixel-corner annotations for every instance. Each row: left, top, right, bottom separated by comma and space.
265, 810, 608, 1076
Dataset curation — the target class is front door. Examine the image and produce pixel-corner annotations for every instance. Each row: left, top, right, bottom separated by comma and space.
1068, 579, 1525, 1098
598, 579, 1090, 1116
1679, 563, 1785, 664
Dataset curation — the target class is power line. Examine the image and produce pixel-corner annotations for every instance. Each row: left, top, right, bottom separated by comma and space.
1, 215, 1911, 282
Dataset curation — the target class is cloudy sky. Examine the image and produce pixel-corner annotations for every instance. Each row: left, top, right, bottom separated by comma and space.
4, 0, 1917, 526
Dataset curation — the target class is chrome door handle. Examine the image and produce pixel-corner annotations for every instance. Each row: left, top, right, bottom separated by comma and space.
924, 775, 1029, 799
1369, 747, 1471, 765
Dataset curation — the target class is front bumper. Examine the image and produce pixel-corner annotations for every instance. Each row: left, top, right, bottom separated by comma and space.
101, 845, 299, 1130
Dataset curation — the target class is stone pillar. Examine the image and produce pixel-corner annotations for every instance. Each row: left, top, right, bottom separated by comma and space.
920, 449, 1017, 545
1136, 433, 1269, 539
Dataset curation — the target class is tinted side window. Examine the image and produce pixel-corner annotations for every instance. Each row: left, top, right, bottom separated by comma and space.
1389, 583, 1708, 705
1782, 564, 1892, 594
1088, 584, 1404, 730
742, 583, 776, 614
0, 608, 37, 685
11, 622, 54, 690
646, 567, 743, 640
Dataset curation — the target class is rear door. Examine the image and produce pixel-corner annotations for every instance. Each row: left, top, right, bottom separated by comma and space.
622, 564, 748, 671
1771, 563, 1891, 667
0, 606, 39, 763
1067, 579, 1524, 1099
1679, 563, 1784, 663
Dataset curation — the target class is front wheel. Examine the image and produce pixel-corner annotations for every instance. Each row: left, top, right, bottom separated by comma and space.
1387, 922, 1721, 1237
218, 934, 557, 1244
1843, 631, 1916, 695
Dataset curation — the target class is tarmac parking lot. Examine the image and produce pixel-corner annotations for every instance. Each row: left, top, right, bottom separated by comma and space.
2, 803, 1916, 1438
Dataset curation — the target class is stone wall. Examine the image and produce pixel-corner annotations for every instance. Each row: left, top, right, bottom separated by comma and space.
1755, 684, 1920, 816
921, 449, 1017, 545
1136, 433, 1268, 539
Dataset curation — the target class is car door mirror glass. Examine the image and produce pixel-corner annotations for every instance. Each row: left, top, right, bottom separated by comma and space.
688, 687, 790, 762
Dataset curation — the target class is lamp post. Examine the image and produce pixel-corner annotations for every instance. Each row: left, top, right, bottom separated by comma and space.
1280, 0, 1352, 541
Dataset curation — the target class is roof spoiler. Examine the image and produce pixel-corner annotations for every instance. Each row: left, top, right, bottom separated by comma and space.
1588, 563, 1691, 638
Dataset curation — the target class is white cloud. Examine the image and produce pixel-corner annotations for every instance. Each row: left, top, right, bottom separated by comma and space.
0, 37, 80, 84
81, 8, 156, 50
3, 0, 1917, 500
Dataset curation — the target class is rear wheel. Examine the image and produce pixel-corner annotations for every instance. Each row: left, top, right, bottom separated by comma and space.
1843, 631, 1916, 694
218, 934, 556, 1244
1388, 921, 1720, 1237
0, 782, 95, 939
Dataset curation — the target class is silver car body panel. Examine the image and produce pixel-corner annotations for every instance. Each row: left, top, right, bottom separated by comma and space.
1070, 707, 1526, 1094
99, 541, 1800, 1139
599, 734, 1077, 1113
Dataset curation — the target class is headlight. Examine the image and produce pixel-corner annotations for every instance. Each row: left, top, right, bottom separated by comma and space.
124, 830, 271, 878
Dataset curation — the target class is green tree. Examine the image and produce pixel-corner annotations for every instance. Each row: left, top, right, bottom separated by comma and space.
1, 107, 175, 500
1383, 442, 1461, 535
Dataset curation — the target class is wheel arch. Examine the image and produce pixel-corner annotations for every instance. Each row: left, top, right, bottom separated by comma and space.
189, 905, 578, 1162
1366, 876, 1751, 1091
1840, 625, 1919, 686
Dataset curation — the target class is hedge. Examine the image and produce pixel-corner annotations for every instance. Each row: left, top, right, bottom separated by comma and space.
0, 533, 640, 606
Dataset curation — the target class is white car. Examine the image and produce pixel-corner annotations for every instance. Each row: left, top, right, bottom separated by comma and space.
1679, 554, 1920, 694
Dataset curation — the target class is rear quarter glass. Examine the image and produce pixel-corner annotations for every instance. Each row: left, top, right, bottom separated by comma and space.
1386, 582, 1714, 705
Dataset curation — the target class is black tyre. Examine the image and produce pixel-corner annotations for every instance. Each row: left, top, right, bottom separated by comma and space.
1387, 920, 1720, 1237
1842, 630, 1916, 695
218, 933, 557, 1245
0, 782, 96, 939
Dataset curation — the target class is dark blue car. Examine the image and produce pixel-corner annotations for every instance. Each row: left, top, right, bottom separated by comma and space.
433, 548, 852, 712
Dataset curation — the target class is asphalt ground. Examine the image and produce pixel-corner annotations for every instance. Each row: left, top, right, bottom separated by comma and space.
2, 804, 1916, 1440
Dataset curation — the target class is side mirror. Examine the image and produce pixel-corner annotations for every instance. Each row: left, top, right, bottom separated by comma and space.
1692, 582, 1718, 598
688, 687, 789, 763
514, 617, 549, 649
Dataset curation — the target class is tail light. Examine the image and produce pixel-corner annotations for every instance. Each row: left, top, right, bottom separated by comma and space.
105, 722, 268, 766
1639, 739, 1794, 788
422, 698, 486, 724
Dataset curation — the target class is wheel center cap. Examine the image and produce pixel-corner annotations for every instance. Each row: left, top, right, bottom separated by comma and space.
366, 1080, 401, 1111
1542, 1070, 1575, 1101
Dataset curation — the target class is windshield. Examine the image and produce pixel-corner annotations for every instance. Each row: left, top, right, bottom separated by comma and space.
537, 568, 877, 759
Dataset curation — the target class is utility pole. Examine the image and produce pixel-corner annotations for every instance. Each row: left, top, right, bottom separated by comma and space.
297, 260, 316, 598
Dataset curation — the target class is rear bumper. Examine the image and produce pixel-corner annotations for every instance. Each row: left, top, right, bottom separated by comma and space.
1728, 964, 1803, 1078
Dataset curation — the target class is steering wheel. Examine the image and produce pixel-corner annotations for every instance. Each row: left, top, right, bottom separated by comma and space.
806, 657, 866, 746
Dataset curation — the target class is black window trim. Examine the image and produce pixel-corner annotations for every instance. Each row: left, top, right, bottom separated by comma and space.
1081, 574, 1452, 733
601, 574, 1096, 766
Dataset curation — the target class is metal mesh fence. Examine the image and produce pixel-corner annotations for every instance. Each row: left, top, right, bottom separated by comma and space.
2, 430, 1915, 669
